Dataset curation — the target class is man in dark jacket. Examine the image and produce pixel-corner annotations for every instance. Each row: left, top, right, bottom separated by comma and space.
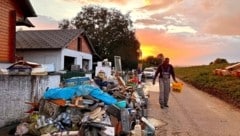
153, 58, 177, 108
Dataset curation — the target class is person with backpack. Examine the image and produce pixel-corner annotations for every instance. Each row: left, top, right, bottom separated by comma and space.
153, 57, 177, 108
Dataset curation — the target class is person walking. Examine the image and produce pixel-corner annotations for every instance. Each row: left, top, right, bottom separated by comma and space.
153, 57, 177, 108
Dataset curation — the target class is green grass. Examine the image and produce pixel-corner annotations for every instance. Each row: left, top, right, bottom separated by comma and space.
175, 64, 240, 108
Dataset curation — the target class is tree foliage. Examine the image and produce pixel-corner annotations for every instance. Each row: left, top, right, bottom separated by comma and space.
59, 19, 71, 29
210, 58, 228, 65
142, 56, 160, 68
58, 5, 140, 70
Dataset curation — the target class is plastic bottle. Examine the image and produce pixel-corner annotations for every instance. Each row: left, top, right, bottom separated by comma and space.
134, 119, 142, 136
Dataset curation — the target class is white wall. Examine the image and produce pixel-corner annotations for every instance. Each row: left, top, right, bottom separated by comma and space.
17, 50, 61, 71
16, 49, 93, 71
0, 75, 60, 127
0, 63, 12, 69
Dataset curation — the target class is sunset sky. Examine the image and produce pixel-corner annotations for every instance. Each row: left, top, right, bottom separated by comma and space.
20, 0, 240, 66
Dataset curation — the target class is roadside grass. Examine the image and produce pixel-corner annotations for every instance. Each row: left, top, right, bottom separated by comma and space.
175, 64, 240, 108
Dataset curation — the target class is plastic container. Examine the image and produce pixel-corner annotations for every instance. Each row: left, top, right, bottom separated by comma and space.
172, 82, 183, 92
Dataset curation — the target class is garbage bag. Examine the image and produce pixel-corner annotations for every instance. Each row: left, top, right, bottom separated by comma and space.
44, 86, 78, 100
76, 85, 96, 96
89, 87, 117, 105
43, 85, 117, 104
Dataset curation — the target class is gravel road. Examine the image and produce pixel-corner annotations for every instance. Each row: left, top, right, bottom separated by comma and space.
144, 79, 240, 136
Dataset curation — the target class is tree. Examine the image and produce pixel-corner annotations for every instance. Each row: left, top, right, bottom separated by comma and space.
58, 19, 74, 29
210, 58, 228, 65
59, 5, 140, 70
142, 56, 160, 68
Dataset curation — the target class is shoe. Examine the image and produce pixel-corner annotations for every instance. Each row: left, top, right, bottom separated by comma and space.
164, 104, 169, 107
160, 105, 164, 109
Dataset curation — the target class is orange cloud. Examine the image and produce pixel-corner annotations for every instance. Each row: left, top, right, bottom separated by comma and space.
135, 28, 222, 66
139, 0, 182, 11
203, 15, 240, 35
173, 0, 240, 35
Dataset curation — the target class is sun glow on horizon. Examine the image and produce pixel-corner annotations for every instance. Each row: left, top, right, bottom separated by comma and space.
140, 45, 158, 59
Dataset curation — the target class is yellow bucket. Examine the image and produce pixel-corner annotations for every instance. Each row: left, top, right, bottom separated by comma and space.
172, 82, 183, 93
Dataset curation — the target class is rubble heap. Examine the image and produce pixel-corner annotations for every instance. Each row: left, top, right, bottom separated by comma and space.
14, 71, 155, 136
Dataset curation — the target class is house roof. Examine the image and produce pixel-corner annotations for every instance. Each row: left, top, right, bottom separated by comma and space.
16, 18, 35, 27
15, 0, 37, 27
16, 29, 101, 58
16, 0, 37, 17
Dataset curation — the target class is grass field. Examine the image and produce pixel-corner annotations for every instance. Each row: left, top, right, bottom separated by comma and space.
175, 63, 240, 108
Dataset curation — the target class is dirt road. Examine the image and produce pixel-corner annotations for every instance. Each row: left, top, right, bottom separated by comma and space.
145, 79, 240, 136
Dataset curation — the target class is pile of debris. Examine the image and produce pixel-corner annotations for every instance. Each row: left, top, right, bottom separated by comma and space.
0, 60, 48, 75
213, 63, 240, 77
14, 71, 155, 136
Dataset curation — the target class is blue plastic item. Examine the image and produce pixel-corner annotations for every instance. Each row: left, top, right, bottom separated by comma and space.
44, 85, 93, 100
90, 87, 117, 105
44, 86, 79, 100
115, 100, 127, 108
43, 84, 117, 105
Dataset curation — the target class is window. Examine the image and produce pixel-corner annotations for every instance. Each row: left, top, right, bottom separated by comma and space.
83, 59, 89, 72
64, 56, 75, 71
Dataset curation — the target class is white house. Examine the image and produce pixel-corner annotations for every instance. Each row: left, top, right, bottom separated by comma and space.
16, 29, 100, 72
